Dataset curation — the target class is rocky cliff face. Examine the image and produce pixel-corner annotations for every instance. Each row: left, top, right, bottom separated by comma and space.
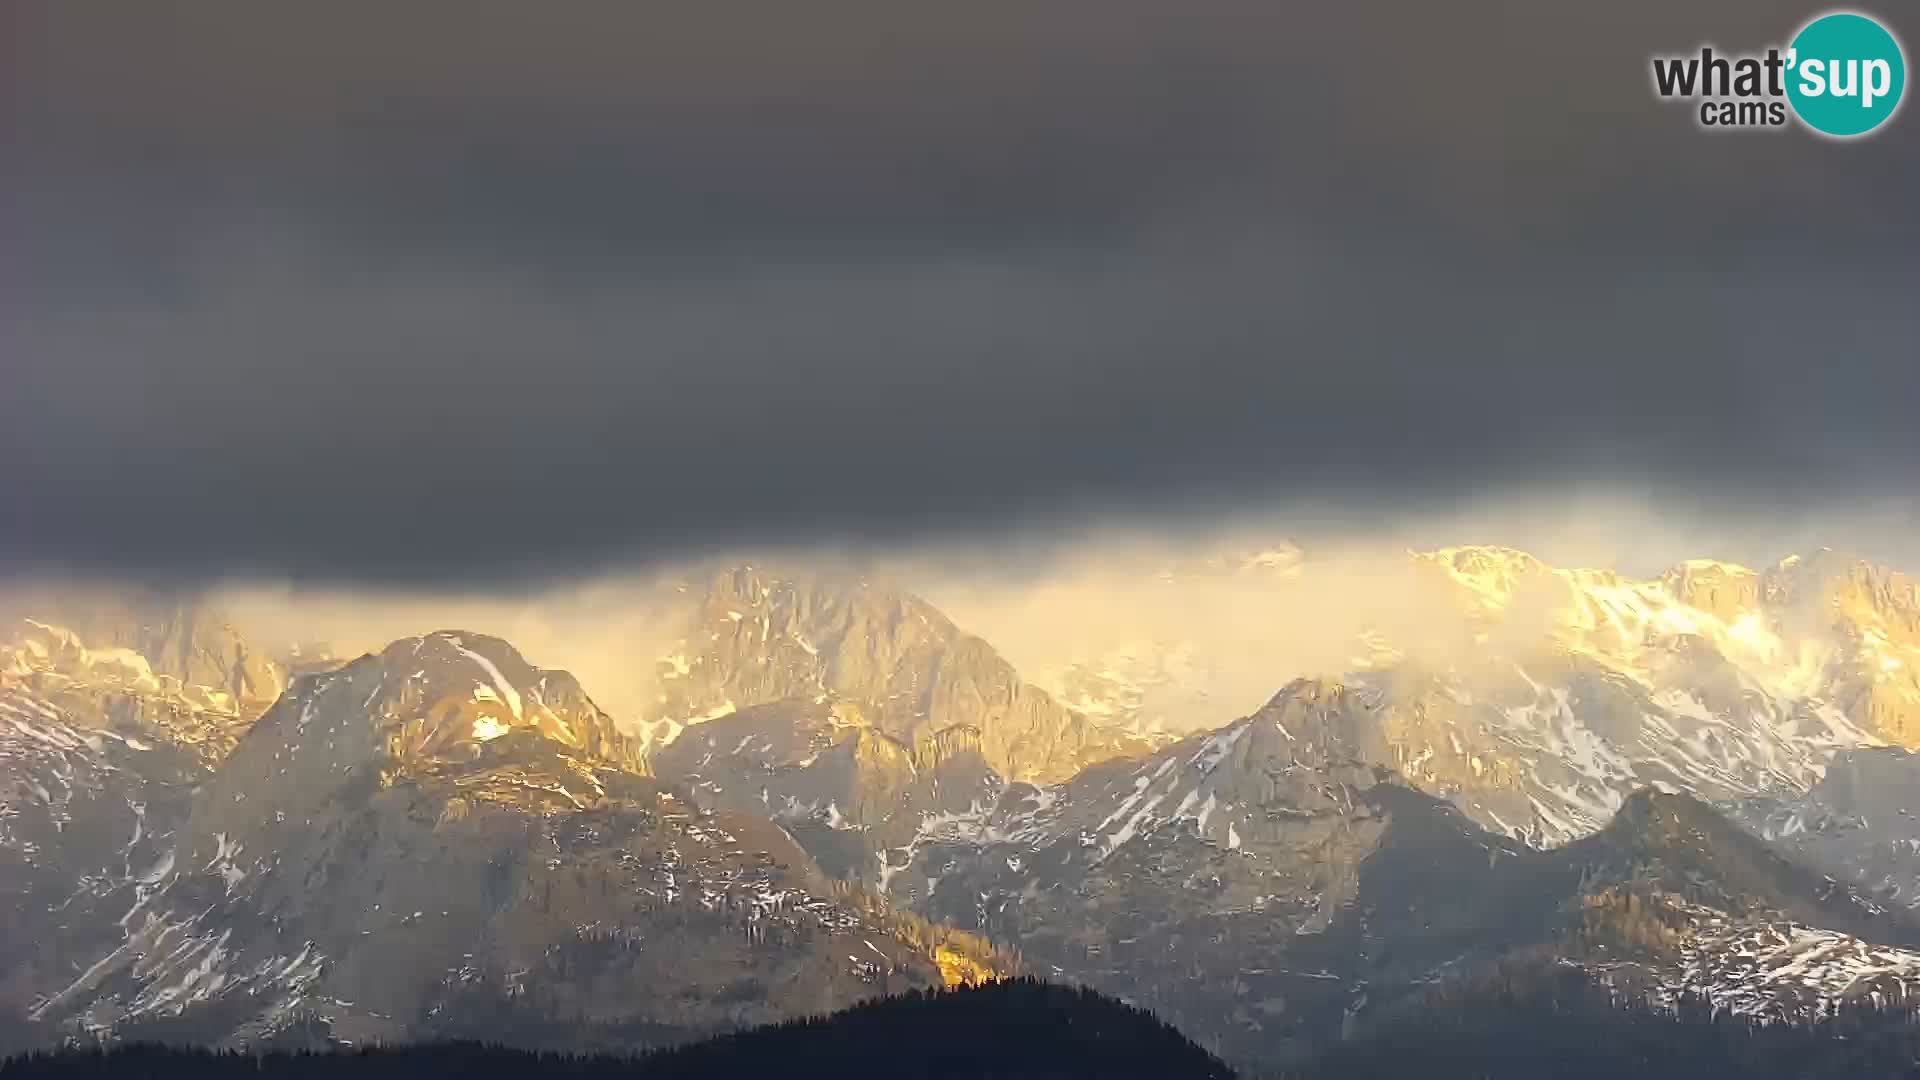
202, 630, 647, 799
1734, 745, 1920, 910
987, 545, 1920, 848
0, 594, 290, 1041
616, 546, 1920, 1065
0, 592, 286, 767
1335, 651, 1870, 846
649, 697, 1001, 882
1408, 546, 1920, 750
1761, 553, 1920, 746
879, 683, 1920, 1064
874, 683, 1437, 1062
1363, 547, 1920, 843
634, 566, 1139, 784
8, 632, 1008, 1052
0, 690, 205, 1034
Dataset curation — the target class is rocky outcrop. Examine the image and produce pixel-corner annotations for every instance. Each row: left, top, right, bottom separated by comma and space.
1733, 746, 1920, 909
649, 697, 999, 882
883, 684, 1920, 1065
0, 592, 286, 766
1040, 545, 1920, 847
1416, 546, 1920, 751
1660, 559, 1763, 623
1759, 553, 1920, 746
8, 632, 1010, 1052
637, 566, 1138, 783
0, 691, 206, 1031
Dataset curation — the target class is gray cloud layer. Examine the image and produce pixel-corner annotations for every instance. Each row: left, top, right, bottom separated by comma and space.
4, 1, 1917, 583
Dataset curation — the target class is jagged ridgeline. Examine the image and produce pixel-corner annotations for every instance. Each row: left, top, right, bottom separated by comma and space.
1348, 547, 1920, 844
0, 587, 288, 767
3, 620, 1011, 1053
643, 547, 1920, 869
12, 546, 1920, 1071
629, 564, 1160, 782
1734, 744, 1920, 910
886, 673, 1920, 1066
993, 545, 1920, 848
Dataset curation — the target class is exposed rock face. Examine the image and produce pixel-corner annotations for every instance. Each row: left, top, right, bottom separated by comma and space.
16, 555, 1920, 1070
881, 683, 1920, 1066
1410, 546, 1920, 749
0, 593, 286, 767
9, 632, 1007, 1052
894, 677, 1409, 921
1338, 653, 1871, 846
650, 697, 1000, 882
1013, 545, 1920, 847
1660, 559, 1764, 623
210, 630, 649, 792
636, 566, 1138, 783
1, 594, 291, 1043
1568, 789, 1910, 939
1362, 547, 1920, 842
0, 691, 204, 1033
1734, 746, 1920, 909
877, 687, 1433, 1063
1762, 553, 1920, 747
1803, 746, 1920, 823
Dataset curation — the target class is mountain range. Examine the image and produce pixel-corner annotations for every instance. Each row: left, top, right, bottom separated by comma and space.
6, 543, 1920, 1070
969, 545, 1919, 843
2, 621, 1005, 1053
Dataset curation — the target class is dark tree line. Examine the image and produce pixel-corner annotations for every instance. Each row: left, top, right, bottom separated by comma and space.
19, 970, 1920, 1080
0, 979, 1233, 1080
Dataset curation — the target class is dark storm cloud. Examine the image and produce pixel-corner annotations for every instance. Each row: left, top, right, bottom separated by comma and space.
3, 1, 1917, 583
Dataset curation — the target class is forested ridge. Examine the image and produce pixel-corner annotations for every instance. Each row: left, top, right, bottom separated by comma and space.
0, 980, 1232, 1080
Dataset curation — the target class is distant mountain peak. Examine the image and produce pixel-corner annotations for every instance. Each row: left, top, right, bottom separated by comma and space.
1569, 786, 1915, 944
0, 594, 285, 766
11, 619, 1013, 1050
1602, 786, 1742, 845
282, 629, 644, 782
635, 564, 1136, 783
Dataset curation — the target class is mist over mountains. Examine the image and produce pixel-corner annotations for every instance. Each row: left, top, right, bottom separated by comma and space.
8, 2, 1917, 1073
7, 535, 1920, 1070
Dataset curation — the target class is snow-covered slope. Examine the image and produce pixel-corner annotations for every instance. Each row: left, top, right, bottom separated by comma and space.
949, 545, 1920, 848
873, 681, 1920, 1061
873, 684, 1472, 1063
0, 598, 295, 1044
1733, 745, 1920, 910
1348, 547, 1917, 843
1658, 906, 1920, 1018
0, 598, 286, 768
1339, 654, 1873, 846
0, 690, 208, 1037
648, 696, 1001, 882
8, 632, 1006, 1052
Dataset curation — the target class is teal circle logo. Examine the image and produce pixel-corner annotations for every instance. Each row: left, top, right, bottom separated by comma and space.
1787, 12, 1906, 137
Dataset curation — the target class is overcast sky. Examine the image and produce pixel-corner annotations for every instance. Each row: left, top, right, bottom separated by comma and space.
3, 1, 1917, 585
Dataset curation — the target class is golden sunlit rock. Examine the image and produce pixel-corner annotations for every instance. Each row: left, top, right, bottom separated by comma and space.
934, 945, 998, 988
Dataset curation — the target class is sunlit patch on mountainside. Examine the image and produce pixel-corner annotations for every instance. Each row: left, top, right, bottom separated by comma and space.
9, 533, 1920, 1069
